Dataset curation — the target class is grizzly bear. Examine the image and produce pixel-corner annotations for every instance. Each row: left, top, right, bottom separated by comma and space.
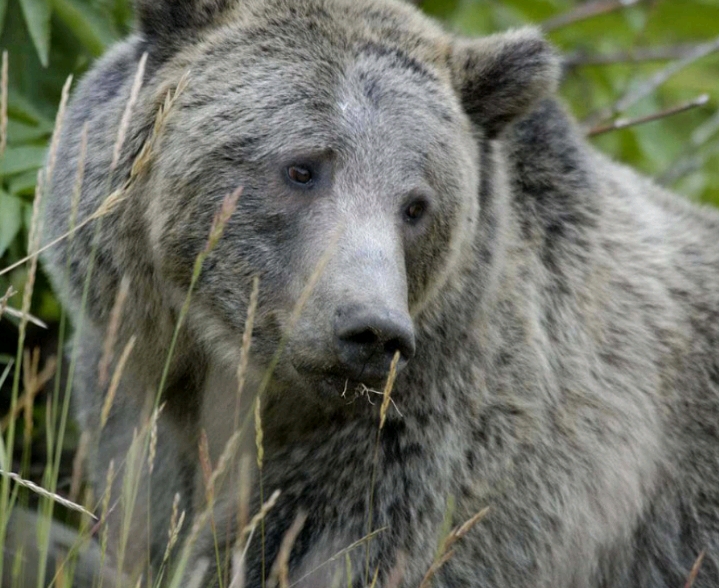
35, 0, 719, 586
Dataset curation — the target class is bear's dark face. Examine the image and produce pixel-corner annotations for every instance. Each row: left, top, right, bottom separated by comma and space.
139, 0, 559, 398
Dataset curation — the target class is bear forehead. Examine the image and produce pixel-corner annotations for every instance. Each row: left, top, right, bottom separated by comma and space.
160, 6, 467, 166
168, 0, 453, 84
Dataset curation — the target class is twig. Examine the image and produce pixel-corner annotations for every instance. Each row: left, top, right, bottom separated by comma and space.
588, 94, 710, 137
587, 34, 719, 128
565, 44, 706, 67
542, 0, 642, 32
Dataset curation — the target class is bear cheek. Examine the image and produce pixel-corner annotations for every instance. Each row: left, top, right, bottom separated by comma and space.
406, 216, 457, 310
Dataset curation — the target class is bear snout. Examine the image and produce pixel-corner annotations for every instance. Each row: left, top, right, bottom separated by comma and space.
333, 304, 415, 383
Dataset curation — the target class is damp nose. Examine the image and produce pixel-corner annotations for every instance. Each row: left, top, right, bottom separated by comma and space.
334, 304, 415, 381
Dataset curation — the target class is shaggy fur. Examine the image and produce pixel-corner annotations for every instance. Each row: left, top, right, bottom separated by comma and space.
37, 0, 719, 586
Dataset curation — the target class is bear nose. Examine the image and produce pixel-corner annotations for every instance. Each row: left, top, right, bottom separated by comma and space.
334, 305, 416, 382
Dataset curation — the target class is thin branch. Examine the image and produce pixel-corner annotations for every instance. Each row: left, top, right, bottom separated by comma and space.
613, 36, 719, 114
565, 44, 705, 67
582, 34, 719, 128
541, 0, 642, 32
588, 94, 709, 137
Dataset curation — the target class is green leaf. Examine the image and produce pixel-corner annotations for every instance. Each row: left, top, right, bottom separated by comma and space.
7, 91, 52, 127
9, 169, 40, 196
0, 190, 23, 257
52, 0, 118, 57
18, 0, 52, 67
6, 119, 51, 145
0, 145, 47, 177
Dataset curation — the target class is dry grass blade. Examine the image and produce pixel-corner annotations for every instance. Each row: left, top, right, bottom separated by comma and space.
380, 351, 401, 430
267, 511, 308, 588
0, 71, 191, 279
18, 170, 46, 342
163, 493, 187, 565
100, 335, 137, 429
130, 70, 190, 179
0, 285, 15, 318
1, 305, 48, 329
418, 507, 490, 588
236, 276, 260, 419
148, 403, 165, 474
45, 75, 74, 189
0, 51, 7, 158
365, 351, 403, 581
20, 348, 56, 435
186, 558, 211, 588
0, 470, 96, 519
237, 489, 281, 548
230, 550, 246, 588
684, 550, 706, 588
1, 351, 55, 432
199, 429, 214, 500
368, 565, 380, 588
69, 430, 91, 503
255, 397, 264, 469
384, 551, 407, 588
229, 489, 283, 587
288, 528, 387, 588
99, 275, 131, 386
99, 459, 115, 555
111, 53, 148, 172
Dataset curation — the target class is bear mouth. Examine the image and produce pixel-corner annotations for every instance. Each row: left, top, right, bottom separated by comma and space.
291, 366, 387, 401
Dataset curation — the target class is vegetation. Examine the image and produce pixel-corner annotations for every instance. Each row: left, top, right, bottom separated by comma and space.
0, 0, 718, 585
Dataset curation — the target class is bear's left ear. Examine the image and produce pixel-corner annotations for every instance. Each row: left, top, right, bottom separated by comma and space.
449, 27, 561, 138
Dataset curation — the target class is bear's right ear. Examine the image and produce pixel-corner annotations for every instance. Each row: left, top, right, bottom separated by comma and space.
136, 0, 235, 47
449, 27, 561, 138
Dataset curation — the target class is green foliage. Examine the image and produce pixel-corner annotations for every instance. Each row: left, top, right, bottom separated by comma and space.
1, 0, 719, 322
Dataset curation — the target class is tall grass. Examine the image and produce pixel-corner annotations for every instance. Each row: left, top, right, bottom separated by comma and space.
0, 55, 489, 588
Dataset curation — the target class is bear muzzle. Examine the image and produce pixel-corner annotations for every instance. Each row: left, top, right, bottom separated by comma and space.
333, 303, 416, 384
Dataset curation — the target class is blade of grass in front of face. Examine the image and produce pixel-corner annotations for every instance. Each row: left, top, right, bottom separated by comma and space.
108, 188, 238, 588
364, 352, 400, 585
214, 233, 338, 586
219, 276, 260, 585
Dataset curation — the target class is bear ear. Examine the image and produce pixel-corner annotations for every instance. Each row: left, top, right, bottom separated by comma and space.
136, 0, 235, 46
449, 27, 561, 138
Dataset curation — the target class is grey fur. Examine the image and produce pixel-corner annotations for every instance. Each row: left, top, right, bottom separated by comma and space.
36, 0, 719, 586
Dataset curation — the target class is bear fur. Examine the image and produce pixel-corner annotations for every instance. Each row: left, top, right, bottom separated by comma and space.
39, 0, 719, 586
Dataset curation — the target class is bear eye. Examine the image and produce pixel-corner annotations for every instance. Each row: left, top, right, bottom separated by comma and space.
404, 200, 427, 223
287, 165, 313, 186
